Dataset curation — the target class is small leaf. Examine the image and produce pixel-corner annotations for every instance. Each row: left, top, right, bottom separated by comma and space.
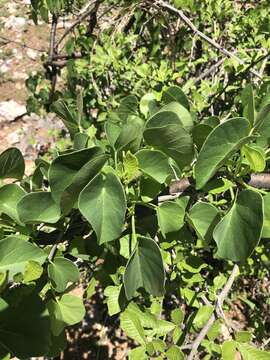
157, 201, 185, 236
193, 305, 214, 329
123, 151, 140, 183
188, 202, 220, 243
241, 144, 265, 172
17, 192, 61, 224
195, 118, 251, 189
51, 99, 79, 137
171, 308, 184, 325
166, 345, 185, 360
262, 193, 270, 238
48, 258, 79, 293
222, 340, 237, 360
213, 190, 263, 262
136, 149, 171, 184
237, 343, 270, 360
47, 294, 85, 336
140, 93, 158, 117
115, 117, 144, 153
242, 84, 255, 126
0, 184, 26, 224
120, 308, 145, 344
104, 285, 122, 316
0, 147, 25, 180
24, 260, 43, 282
79, 172, 126, 244
124, 236, 165, 300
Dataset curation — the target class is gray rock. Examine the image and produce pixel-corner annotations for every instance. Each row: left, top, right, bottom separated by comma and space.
0, 101, 26, 122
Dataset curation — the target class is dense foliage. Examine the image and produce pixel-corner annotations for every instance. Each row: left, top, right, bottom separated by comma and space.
1, 1, 270, 359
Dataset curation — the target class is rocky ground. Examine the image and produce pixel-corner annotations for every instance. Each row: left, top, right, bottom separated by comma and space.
0, 0, 63, 171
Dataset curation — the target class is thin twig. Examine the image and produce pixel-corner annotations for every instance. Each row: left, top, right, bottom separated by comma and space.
48, 231, 64, 262
154, 0, 262, 79
0, 35, 45, 52
187, 264, 239, 360
55, 0, 100, 49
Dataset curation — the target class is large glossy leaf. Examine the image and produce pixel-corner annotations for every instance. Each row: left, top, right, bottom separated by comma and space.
160, 102, 193, 131
49, 147, 107, 213
213, 190, 263, 262
188, 202, 220, 243
78, 172, 126, 244
48, 258, 79, 293
124, 236, 165, 300
144, 108, 194, 169
136, 149, 171, 184
0, 148, 25, 180
47, 294, 85, 336
17, 192, 61, 224
0, 294, 51, 358
195, 118, 251, 189
0, 184, 26, 224
157, 201, 185, 236
0, 236, 47, 279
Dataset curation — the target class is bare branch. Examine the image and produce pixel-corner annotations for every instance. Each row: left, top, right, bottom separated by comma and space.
0, 35, 45, 53
55, 0, 100, 49
187, 264, 239, 360
154, 0, 262, 79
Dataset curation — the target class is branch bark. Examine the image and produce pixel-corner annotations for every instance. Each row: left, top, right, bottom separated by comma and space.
154, 0, 262, 79
187, 264, 239, 360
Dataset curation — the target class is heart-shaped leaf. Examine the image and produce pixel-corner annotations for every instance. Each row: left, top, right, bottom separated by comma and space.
213, 190, 263, 262
124, 236, 165, 300
79, 172, 126, 244
47, 294, 85, 336
48, 258, 79, 293
0, 148, 25, 180
195, 118, 251, 189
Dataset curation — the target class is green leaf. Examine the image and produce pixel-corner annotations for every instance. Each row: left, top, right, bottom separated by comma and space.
0, 236, 46, 280
48, 258, 79, 293
213, 190, 263, 262
136, 149, 171, 184
192, 123, 212, 151
235, 331, 252, 343
117, 95, 138, 120
262, 193, 270, 238
0, 294, 51, 358
161, 102, 193, 131
124, 236, 165, 300
188, 202, 220, 243
120, 308, 145, 344
144, 107, 194, 169
47, 294, 85, 336
128, 346, 147, 360
157, 201, 185, 236
222, 340, 237, 360
79, 172, 126, 244
166, 345, 185, 360
242, 84, 255, 126
17, 192, 61, 224
193, 305, 214, 329
171, 308, 184, 325
238, 343, 270, 360
49, 147, 107, 213
24, 260, 43, 282
115, 117, 144, 153
140, 93, 158, 117
162, 86, 189, 110
140, 177, 161, 202
123, 151, 140, 183
0, 184, 26, 224
254, 103, 270, 137
105, 122, 121, 149
104, 285, 122, 316
195, 118, 251, 189
241, 144, 265, 172
0, 148, 25, 180
51, 99, 79, 137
